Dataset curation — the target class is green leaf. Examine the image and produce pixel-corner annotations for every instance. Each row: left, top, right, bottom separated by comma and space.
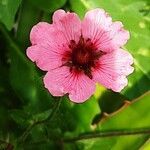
123, 54, 150, 99
10, 109, 31, 127
92, 90, 127, 125
139, 138, 150, 150
69, 0, 150, 99
71, 96, 100, 132
74, 91, 150, 150
30, 0, 67, 12
9, 47, 53, 113
63, 96, 100, 138
5, 0, 55, 114
32, 109, 52, 123
35, 96, 101, 138
0, 0, 22, 30
16, 0, 46, 49
99, 91, 150, 129
0, 0, 54, 113
10, 109, 52, 127
0, 23, 53, 114
22, 140, 58, 150
97, 90, 126, 114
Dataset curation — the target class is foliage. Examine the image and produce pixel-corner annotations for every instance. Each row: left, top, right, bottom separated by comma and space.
0, 0, 150, 149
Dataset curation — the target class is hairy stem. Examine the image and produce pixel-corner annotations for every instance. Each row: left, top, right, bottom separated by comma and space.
64, 128, 150, 142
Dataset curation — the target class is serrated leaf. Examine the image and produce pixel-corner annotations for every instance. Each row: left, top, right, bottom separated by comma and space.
10, 109, 31, 127
10, 109, 52, 134
32, 109, 52, 122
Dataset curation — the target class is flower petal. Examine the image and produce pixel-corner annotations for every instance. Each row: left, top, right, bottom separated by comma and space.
30, 22, 54, 45
69, 73, 96, 103
82, 9, 129, 52
43, 66, 95, 103
26, 45, 64, 71
43, 66, 72, 96
110, 21, 130, 47
52, 9, 81, 43
82, 8, 112, 44
97, 21, 130, 52
53, 9, 66, 23
93, 49, 134, 92
30, 22, 68, 49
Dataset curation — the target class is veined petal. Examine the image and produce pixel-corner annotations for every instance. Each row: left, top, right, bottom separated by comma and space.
93, 49, 134, 92
69, 73, 96, 103
30, 22, 68, 50
82, 8, 112, 45
53, 9, 66, 23
26, 45, 64, 71
109, 21, 130, 47
97, 21, 130, 52
30, 22, 54, 45
52, 9, 81, 43
43, 66, 73, 96
82, 9, 129, 52
44, 66, 95, 103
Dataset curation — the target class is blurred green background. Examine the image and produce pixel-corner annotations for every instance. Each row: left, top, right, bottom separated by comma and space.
0, 0, 150, 149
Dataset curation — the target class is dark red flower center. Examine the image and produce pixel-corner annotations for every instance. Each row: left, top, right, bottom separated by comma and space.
63, 36, 105, 79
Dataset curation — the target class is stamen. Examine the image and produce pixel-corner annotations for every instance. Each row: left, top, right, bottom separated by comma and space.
62, 36, 105, 78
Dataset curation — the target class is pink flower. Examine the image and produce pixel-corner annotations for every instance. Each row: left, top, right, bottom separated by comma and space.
27, 9, 134, 103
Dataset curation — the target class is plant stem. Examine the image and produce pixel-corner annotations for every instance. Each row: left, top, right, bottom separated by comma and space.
64, 128, 150, 142
19, 97, 62, 143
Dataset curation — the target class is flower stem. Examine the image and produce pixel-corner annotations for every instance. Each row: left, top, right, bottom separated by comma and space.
64, 128, 150, 142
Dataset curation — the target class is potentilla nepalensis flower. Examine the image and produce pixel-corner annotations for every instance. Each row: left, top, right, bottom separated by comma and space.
27, 9, 134, 103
